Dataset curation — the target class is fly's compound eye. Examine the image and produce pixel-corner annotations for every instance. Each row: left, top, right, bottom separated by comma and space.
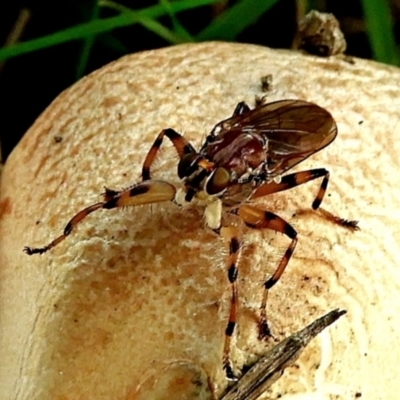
205, 134, 216, 144
178, 153, 201, 179
205, 167, 230, 195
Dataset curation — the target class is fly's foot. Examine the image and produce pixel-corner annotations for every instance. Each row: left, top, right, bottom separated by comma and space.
223, 359, 238, 381
23, 246, 47, 255
224, 367, 238, 382
258, 317, 275, 341
102, 187, 119, 201
317, 208, 359, 232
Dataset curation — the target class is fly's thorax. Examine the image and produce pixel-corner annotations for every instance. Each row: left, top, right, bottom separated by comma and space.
202, 130, 267, 180
177, 129, 268, 206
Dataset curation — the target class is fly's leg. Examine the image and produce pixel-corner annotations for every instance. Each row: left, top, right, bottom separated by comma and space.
252, 168, 329, 205
24, 202, 104, 255
252, 168, 358, 230
206, 102, 250, 142
232, 101, 250, 116
238, 205, 298, 340
142, 128, 196, 180
24, 180, 176, 255
219, 225, 242, 381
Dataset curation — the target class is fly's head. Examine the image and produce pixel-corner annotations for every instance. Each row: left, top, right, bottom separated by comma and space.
177, 129, 268, 206
177, 153, 229, 203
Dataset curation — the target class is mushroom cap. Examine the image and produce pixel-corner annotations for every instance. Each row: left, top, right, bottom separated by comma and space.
1, 42, 400, 399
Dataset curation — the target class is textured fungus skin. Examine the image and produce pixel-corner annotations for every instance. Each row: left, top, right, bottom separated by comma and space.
1, 42, 400, 399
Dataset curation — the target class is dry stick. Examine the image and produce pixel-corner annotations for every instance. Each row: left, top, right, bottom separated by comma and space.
0, 8, 29, 164
0, 8, 31, 73
221, 309, 346, 400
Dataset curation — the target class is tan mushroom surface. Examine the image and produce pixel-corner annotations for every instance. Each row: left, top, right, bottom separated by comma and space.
1, 42, 400, 400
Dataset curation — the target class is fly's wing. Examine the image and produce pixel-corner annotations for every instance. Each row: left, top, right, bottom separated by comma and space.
215, 100, 337, 175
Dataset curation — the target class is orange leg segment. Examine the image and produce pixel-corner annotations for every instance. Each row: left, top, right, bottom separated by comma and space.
141, 128, 195, 181
252, 169, 358, 230
238, 205, 298, 339
252, 168, 329, 209
24, 180, 176, 255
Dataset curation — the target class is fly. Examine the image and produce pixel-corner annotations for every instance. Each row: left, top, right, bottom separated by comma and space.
24, 99, 358, 380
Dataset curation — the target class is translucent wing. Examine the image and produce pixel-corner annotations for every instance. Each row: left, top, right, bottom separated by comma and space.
213, 100, 337, 175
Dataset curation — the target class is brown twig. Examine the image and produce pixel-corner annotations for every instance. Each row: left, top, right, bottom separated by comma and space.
0, 8, 31, 73
221, 309, 346, 400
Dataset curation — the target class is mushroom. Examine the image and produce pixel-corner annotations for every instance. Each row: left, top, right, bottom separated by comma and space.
1, 42, 399, 399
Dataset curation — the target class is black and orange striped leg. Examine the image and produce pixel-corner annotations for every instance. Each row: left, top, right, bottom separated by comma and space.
141, 128, 196, 180
238, 205, 298, 340
252, 168, 358, 230
219, 226, 242, 381
24, 180, 176, 255
252, 168, 329, 206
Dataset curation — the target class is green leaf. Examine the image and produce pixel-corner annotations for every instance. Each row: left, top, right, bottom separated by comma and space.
76, 1, 100, 79
102, 1, 192, 44
361, 0, 400, 65
139, 17, 190, 44
159, 0, 194, 42
0, 0, 220, 62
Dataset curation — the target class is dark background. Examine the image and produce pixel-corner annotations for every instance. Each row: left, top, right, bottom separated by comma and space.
0, 0, 399, 161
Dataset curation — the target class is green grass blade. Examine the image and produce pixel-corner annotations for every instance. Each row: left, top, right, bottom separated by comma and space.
360, 0, 400, 65
0, 0, 220, 62
102, 1, 191, 44
159, 0, 194, 41
196, 0, 280, 41
76, 1, 100, 79
139, 17, 189, 44
98, 32, 129, 54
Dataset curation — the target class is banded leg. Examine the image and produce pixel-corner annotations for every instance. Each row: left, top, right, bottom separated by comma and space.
142, 128, 195, 180
24, 180, 176, 255
252, 168, 358, 230
220, 225, 242, 381
238, 205, 298, 339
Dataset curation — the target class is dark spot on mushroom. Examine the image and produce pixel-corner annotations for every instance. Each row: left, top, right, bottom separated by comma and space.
0, 196, 12, 217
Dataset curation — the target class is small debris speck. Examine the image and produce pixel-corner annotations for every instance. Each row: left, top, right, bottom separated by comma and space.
261, 74, 273, 92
